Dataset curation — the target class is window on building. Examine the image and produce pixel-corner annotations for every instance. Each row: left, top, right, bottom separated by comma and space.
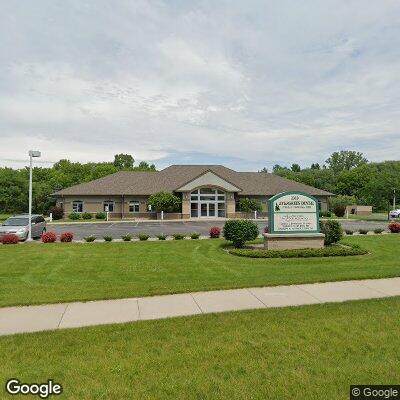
103, 201, 114, 212
190, 188, 226, 218
129, 201, 140, 213
72, 201, 83, 213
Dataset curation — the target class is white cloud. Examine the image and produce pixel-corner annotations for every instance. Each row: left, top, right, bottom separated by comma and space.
0, 0, 399, 169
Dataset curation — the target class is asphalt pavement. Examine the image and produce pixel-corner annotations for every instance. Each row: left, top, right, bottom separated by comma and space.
48, 219, 391, 240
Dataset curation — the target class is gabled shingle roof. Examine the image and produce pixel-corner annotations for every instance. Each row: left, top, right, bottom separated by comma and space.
52, 165, 333, 196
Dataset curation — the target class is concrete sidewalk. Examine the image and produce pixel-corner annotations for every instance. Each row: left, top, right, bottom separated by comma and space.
1, 277, 400, 336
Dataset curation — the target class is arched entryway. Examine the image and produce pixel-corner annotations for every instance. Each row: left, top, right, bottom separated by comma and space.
190, 188, 226, 218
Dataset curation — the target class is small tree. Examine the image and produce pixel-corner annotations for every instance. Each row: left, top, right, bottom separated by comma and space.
223, 220, 259, 248
320, 220, 343, 245
237, 198, 263, 213
148, 192, 181, 212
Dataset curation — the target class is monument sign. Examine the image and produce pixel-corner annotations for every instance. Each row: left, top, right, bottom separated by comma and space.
264, 191, 325, 250
269, 191, 319, 234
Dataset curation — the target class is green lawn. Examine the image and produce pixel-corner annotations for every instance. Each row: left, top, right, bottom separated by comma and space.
1, 297, 399, 399
1, 236, 399, 307
348, 212, 391, 222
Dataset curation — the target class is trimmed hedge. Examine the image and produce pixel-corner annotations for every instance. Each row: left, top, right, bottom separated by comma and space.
229, 244, 367, 259
388, 222, 400, 233
68, 213, 81, 220
1, 233, 19, 244
60, 232, 73, 242
96, 212, 106, 220
82, 212, 92, 220
320, 220, 343, 245
209, 227, 221, 238
223, 219, 259, 248
41, 231, 57, 243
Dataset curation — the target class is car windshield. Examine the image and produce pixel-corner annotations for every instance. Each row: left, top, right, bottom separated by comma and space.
3, 218, 29, 226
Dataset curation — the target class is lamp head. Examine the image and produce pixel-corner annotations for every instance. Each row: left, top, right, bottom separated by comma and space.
28, 150, 41, 158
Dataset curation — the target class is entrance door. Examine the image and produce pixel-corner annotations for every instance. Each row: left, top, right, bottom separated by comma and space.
200, 203, 216, 217
208, 203, 215, 217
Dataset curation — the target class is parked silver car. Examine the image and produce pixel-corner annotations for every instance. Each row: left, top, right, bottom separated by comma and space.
0, 214, 47, 241
389, 209, 400, 219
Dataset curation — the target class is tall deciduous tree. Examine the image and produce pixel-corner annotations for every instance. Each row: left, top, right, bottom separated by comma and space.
325, 151, 368, 173
113, 154, 134, 170
291, 163, 301, 172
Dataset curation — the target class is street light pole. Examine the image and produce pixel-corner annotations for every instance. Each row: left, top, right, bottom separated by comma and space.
27, 150, 41, 241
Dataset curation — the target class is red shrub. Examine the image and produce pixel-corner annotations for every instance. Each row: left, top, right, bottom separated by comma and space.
388, 222, 400, 233
1, 234, 19, 244
60, 232, 74, 242
41, 231, 57, 243
209, 226, 221, 238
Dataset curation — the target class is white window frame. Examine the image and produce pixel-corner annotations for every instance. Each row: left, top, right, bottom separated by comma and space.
72, 200, 83, 213
103, 200, 114, 212
129, 201, 140, 213
190, 188, 226, 218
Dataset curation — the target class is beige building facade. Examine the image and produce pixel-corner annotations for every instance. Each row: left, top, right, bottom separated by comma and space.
54, 165, 331, 219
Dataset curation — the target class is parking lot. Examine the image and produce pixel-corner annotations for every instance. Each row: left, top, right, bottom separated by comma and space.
48, 219, 391, 240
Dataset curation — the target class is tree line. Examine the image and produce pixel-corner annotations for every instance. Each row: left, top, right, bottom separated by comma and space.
0, 154, 156, 214
1, 150, 399, 215
260, 150, 400, 211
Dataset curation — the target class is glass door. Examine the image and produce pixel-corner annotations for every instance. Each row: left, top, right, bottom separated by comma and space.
208, 203, 215, 217
200, 203, 208, 217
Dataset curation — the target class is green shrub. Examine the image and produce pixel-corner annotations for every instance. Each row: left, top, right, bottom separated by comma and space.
138, 234, 150, 241
68, 212, 81, 220
358, 229, 368, 235
96, 212, 106, 220
223, 219, 259, 248
121, 234, 132, 241
173, 233, 185, 240
82, 212, 92, 220
320, 220, 343, 245
374, 228, 384, 234
345, 229, 354, 235
103, 236, 113, 242
229, 244, 367, 258
237, 198, 263, 213
84, 235, 96, 242
148, 192, 181, 212
190, 232, 200, 239
319, 210, 333, 218
157, 234, 167, 240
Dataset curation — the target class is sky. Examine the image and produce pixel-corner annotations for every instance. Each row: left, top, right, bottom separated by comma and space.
0, 0, 399, 171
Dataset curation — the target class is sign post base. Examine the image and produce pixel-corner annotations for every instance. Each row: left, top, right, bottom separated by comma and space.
263, 233, 325, 250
